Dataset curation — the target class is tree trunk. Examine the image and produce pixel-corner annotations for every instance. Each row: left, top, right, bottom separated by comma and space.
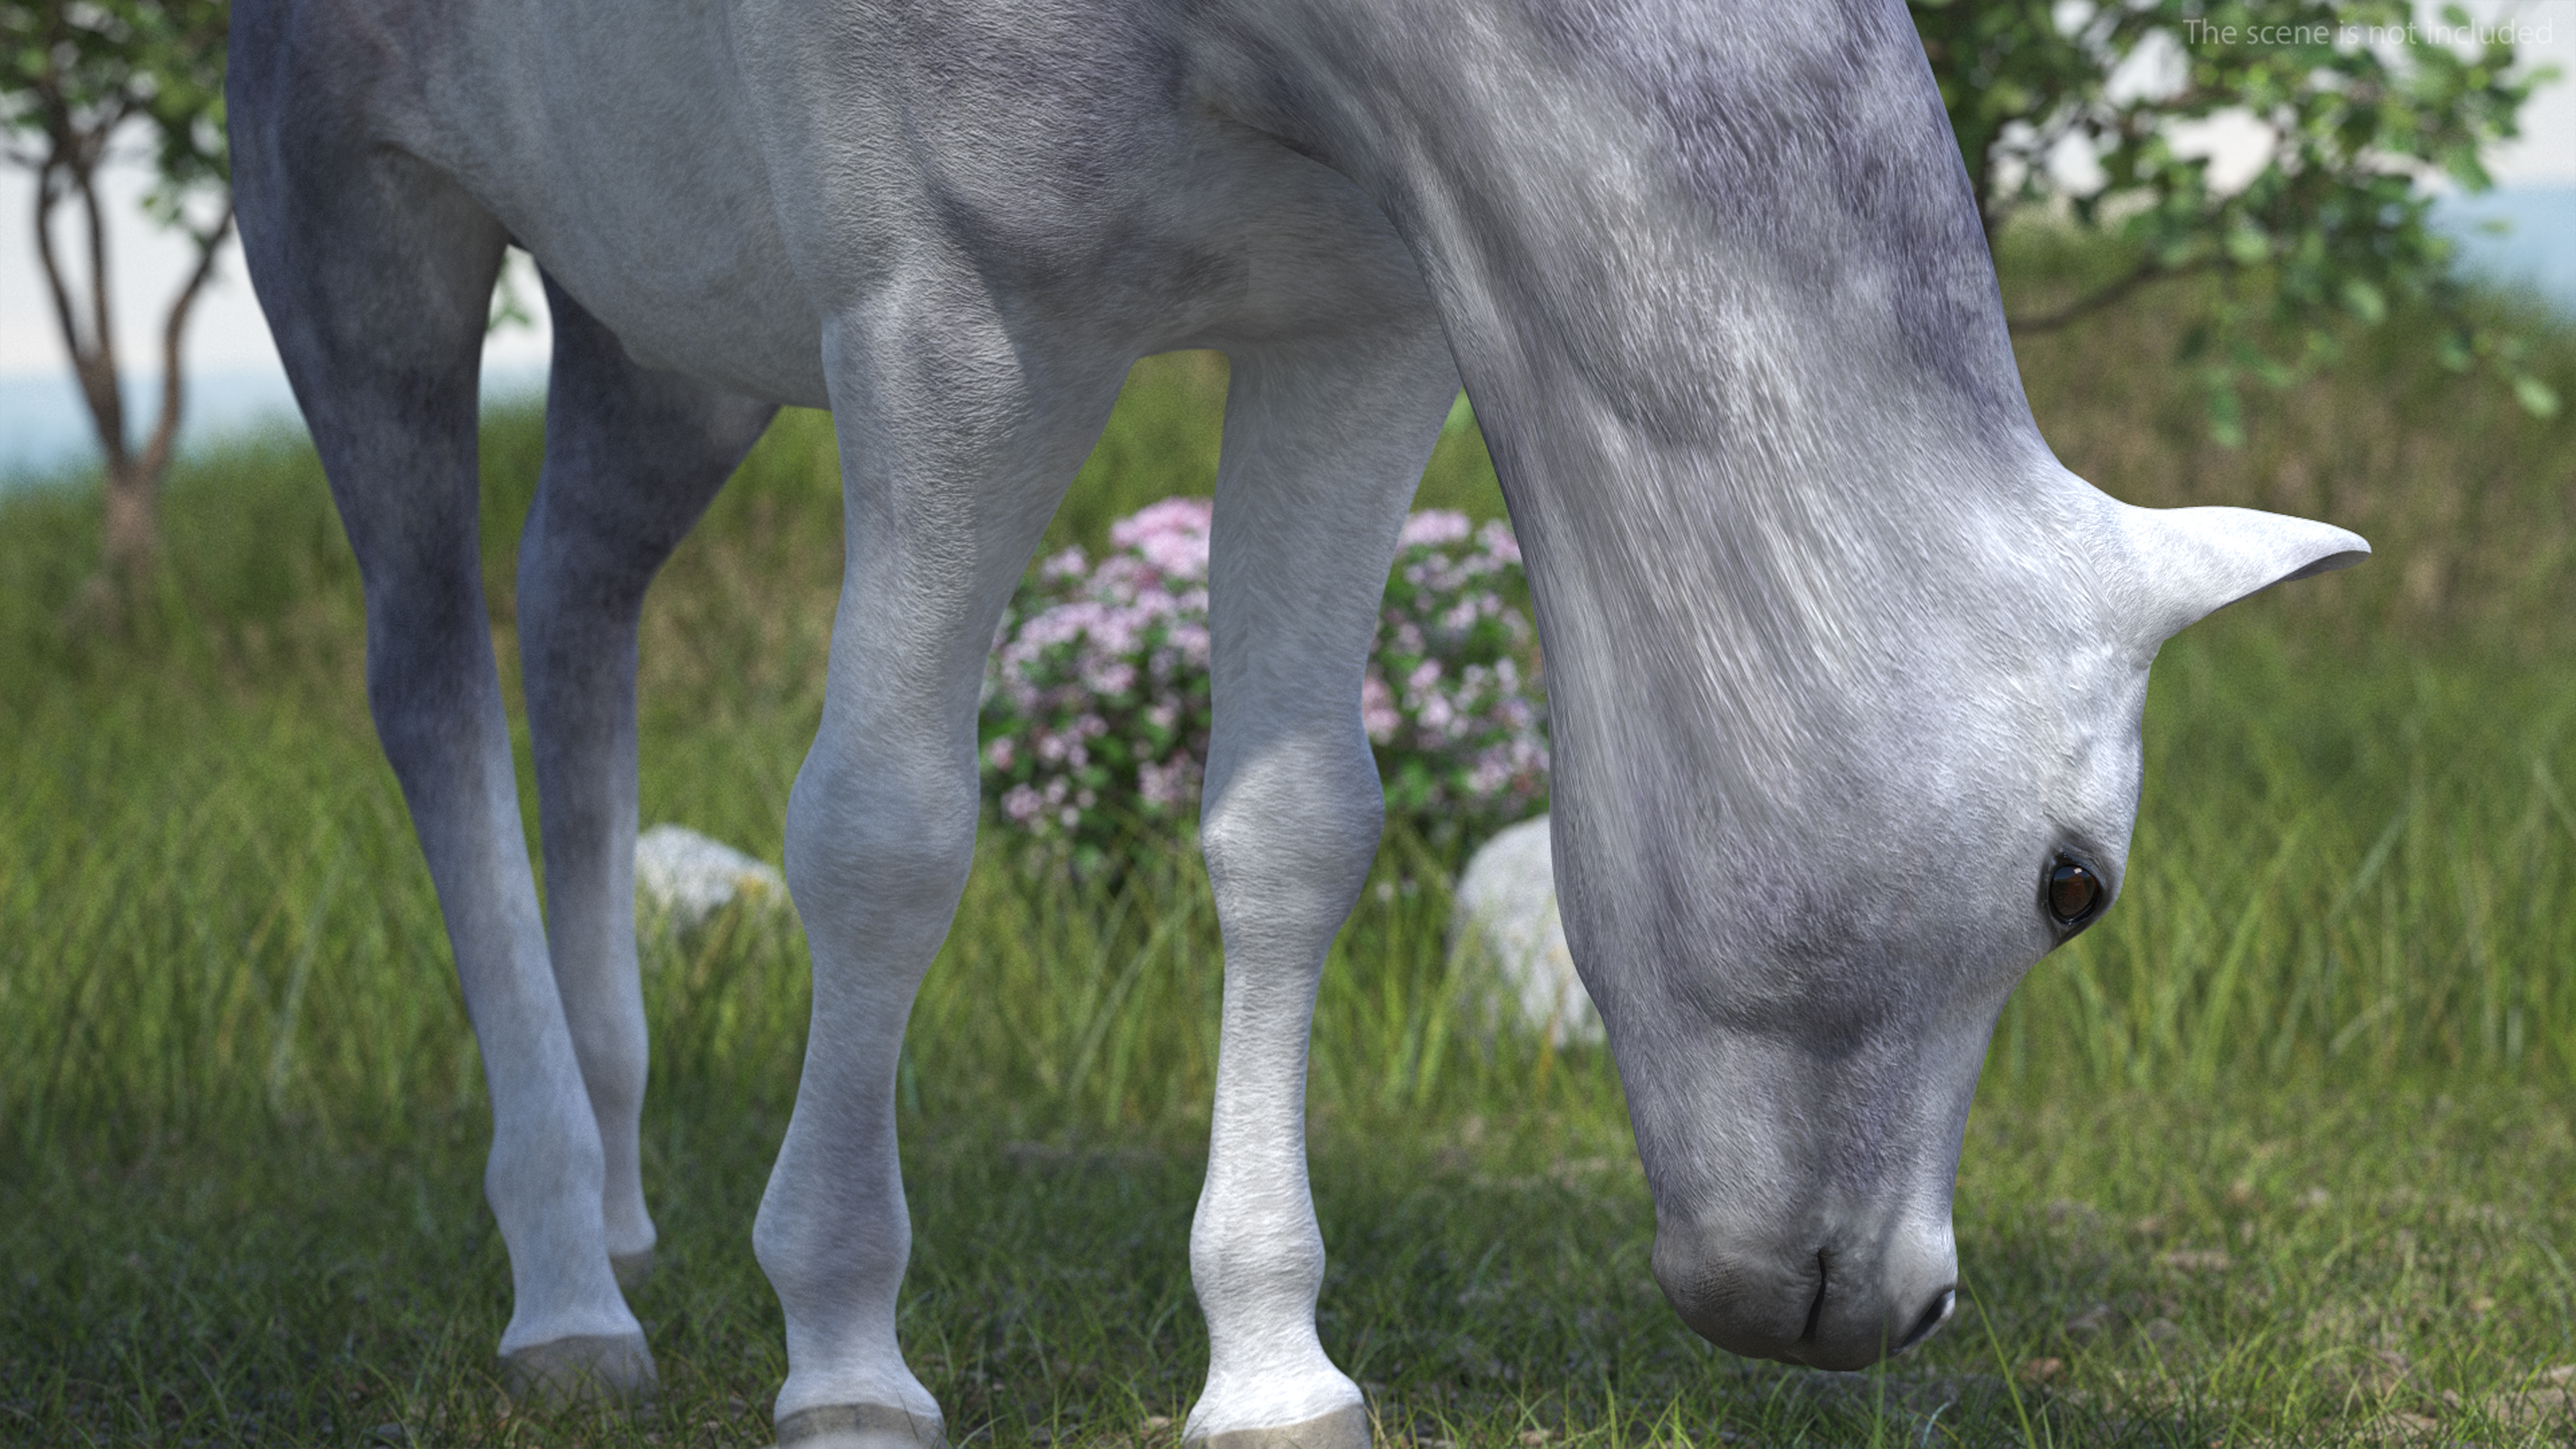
101, 454, 160, 577
29, 137, 235, 605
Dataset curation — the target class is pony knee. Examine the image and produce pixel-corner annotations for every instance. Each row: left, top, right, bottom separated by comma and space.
782, 754, 980, 956
1198, 740, 1385, 941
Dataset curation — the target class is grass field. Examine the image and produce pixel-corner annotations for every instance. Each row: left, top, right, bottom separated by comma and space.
7, 251, 2576, 1446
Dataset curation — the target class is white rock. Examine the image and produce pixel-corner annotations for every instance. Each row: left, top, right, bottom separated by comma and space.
634, 824, 787, 936
1450, 814, 1601, 1045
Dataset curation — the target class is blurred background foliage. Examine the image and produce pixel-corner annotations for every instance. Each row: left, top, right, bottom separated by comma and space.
1913, 0, 2561, 439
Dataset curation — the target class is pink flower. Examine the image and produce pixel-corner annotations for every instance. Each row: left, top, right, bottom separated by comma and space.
1002, 784, 1042, 824
1110, 496, 1216, 546
1138, 755, 1199, 808
987, 737, 1016, 771
1111, 496, 1215, 582
1360, 672, 1400, 744
1418, 693, 1456, 737
1090, 554, 1150, 600
1083, 659, 1138, 696
1399, 511, 1472, 548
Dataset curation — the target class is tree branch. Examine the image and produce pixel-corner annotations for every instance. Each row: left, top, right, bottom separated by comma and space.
2006, 258, 2220, 336
138, 200, 235, 488
73, 150, 130, 470
31, 150, 131, 473
31, 160, 89, 362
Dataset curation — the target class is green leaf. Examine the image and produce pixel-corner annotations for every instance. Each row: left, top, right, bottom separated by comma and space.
2205, 378, 2248, 448
2513, 374, 2562, 420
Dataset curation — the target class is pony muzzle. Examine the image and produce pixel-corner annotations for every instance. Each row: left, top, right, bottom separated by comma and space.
1649, 1216, 1959, 1371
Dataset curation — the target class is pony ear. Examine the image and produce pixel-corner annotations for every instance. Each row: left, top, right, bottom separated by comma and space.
2117, 505, 2370, 649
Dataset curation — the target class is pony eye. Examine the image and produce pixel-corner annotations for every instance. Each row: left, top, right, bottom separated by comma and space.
2046, 857, 2101, 926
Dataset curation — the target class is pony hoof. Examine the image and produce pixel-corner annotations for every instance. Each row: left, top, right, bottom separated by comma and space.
610, 1248, 655, 1292
773, 1403, 946, 1448
1188, 1405, 1371, 1449
773, 1403, 945, 1448
499, 1331, 657, 1410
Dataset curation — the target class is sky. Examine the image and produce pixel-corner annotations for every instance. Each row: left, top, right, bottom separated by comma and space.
2, 1, 2573, 474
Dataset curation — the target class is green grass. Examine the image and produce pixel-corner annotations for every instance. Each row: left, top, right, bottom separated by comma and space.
14, 1084, 2576, 1445
5, 271, 2576, 1445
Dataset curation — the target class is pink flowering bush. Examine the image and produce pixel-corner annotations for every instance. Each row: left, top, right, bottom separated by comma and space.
980, 496, 1547, 860
1367, 510, 1548, 841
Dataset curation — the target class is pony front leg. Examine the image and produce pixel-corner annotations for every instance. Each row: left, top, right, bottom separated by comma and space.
1187, 337, 1462, 1449
754, 292, 1134, 1449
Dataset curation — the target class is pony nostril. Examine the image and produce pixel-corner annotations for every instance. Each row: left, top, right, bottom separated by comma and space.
1799, 1252, 1829, 1344
1896, 1288, 1955, 1354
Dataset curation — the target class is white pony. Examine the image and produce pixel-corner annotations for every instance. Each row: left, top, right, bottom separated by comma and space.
227, 0, 2363, 1442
